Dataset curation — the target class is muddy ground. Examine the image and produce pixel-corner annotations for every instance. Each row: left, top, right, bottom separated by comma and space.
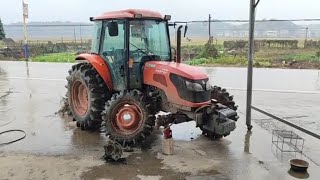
1, 61, 320, 180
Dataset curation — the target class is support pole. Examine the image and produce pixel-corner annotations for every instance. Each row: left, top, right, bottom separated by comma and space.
246, 0, 258, 131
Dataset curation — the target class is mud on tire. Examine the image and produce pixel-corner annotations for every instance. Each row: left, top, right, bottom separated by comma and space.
66, 62, 110, 130
102, 90, 156, 146
211, 86, 238, 120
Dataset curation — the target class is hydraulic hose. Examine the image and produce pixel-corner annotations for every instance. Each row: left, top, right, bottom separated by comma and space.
0, 129, 27, 146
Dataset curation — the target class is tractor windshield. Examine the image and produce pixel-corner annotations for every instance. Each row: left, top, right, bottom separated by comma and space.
129, 20, 170, 61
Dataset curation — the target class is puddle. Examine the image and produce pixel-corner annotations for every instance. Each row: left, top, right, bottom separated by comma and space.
80, 150, 190, 180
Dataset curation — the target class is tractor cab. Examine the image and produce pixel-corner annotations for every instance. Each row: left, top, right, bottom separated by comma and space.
90, 9, 172, 91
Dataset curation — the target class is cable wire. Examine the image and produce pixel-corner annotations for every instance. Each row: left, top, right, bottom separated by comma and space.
0, 129, 26, 146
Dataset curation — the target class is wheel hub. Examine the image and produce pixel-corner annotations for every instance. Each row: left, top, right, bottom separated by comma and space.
123, 113, 132, 121
72, 80, 89, 116
113, 104, 143, 135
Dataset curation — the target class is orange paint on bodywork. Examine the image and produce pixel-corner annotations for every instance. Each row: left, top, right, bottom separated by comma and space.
76, 53, 113, 90
144, 61, 210, 108
94, 9, 163, 20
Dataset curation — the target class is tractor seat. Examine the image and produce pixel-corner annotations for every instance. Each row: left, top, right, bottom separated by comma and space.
114, 49, 124, 62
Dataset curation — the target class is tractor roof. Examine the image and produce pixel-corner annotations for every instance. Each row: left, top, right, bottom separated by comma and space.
94, 9, 163, 20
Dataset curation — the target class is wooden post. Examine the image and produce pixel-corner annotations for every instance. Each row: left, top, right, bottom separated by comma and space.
22, 0, 29, 61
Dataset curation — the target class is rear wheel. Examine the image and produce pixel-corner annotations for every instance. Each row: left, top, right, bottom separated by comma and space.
102, 90, 155, 146
201, 86, 238, 139
67, 63, 110, 130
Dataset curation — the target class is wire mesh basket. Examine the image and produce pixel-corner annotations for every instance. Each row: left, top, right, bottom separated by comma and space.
272, 130, 304, 153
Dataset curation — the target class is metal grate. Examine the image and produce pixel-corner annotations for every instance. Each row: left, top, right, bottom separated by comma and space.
272, 130, 304, 153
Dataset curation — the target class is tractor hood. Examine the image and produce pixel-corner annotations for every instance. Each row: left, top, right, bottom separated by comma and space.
144, 61, 208, 80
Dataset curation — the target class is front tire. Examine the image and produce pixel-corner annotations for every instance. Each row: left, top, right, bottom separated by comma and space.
211, 86, 238, 115
102, 90, 156, 146
67, 63, 110, 130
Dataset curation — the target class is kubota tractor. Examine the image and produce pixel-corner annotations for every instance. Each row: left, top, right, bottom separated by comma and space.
67, 9, 238, 146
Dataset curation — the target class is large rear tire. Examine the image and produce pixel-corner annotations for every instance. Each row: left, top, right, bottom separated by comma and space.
102, 90, 156, 146
67, 63, 110, 130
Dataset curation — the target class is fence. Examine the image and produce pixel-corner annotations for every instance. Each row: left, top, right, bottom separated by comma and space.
0, 38, 91, 59
1, 21, 320, 63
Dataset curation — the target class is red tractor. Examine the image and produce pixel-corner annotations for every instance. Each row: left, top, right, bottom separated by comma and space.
67, 9, 238, 146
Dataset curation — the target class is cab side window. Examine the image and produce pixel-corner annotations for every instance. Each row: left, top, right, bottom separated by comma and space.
102, 20, 125, 64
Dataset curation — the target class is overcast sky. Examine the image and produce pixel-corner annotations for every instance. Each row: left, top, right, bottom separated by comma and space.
0, 0, 319, 24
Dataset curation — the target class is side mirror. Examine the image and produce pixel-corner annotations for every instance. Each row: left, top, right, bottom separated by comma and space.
171, 47, 177, 61
108, 22, 119, 37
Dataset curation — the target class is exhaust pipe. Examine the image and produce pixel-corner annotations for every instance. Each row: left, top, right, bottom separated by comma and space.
176, 25, 183, 63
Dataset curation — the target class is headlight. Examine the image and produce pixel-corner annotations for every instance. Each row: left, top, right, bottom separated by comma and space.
206, 82, 212, 91
185, 81, 204, 92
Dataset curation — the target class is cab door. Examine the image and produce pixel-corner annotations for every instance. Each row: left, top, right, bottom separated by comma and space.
100, 20, 127, 91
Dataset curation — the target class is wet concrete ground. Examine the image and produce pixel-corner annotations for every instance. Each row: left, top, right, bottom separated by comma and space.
0, 61, 320, 179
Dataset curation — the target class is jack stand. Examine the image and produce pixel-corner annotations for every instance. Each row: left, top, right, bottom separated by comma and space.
162, 126, 174, 155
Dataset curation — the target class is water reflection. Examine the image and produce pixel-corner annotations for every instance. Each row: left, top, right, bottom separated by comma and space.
26, 61, 30, 78
288, 169, 310, 179
244, 131, 252, 153
271, 142, 304, 164
0, 67, 7, 76
315, 71, 320, 90
71, 128, 107, 149
0, 66, 9, 119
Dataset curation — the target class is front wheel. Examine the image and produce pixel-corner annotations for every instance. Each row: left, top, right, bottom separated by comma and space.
102, 90, 156, 146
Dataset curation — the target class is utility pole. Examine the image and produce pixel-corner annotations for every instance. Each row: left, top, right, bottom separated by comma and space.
22, 0, 29, 61
73, 27, 77, 43
246, 0, 260, 131
80, 24, 83, 48
305, 27, 309, 41
208, 14, 211, 40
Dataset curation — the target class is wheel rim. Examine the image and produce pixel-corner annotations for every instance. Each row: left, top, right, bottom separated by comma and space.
72, 80, 89, 116
111, 101, 144, 135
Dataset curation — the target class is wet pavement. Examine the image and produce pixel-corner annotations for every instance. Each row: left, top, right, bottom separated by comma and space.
0, 61, 320, 179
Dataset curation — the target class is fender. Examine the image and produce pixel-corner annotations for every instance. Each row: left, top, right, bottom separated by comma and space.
75, 53, 113, 90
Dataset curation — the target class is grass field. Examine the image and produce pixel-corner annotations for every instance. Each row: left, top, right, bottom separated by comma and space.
26, 48, 320, 69
187, 48, 320, 68
31, 53, 76, 63
182, 39, 320, 68
7, 37, 318, 69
